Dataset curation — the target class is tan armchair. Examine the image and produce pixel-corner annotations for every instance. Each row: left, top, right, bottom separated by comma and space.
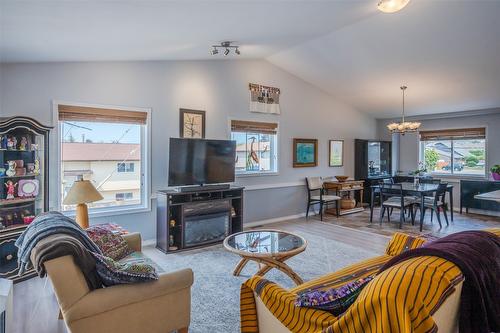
38, 233, 193, 333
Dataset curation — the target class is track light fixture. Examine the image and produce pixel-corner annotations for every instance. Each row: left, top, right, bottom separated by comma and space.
211, 41, 241, 56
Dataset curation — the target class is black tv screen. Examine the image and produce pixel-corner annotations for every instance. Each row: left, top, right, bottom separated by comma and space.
168, 138, 236, 186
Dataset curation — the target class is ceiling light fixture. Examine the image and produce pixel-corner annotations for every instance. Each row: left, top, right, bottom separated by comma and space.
211, 41, 241, 56
387, 86, 421, 135
377, 0, 410, 13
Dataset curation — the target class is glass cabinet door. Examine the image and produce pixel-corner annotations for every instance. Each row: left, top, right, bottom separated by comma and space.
0, 126, 46, 230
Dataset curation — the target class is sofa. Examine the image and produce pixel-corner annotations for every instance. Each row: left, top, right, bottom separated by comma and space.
240, 231, 500, 333
36, 232, 193, 333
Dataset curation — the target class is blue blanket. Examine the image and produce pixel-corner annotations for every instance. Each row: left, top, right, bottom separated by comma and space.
15, 211, 102, 275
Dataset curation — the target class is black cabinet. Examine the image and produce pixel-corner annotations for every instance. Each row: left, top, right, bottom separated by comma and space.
460, 180, 500, 213
156, 187, 244, 253
355, 139, 392, 203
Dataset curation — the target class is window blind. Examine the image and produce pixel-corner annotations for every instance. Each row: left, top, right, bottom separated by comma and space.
419, 127, 485, 141
230, 120, 278, 134
58, 104, 147, 125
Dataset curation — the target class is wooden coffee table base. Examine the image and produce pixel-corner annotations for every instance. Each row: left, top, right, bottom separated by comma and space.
232, 255, 304, 285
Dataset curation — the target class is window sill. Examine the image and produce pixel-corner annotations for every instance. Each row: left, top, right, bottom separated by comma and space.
235, 171, 279, 178
428, 173, 488, 181
62, 204, 151, 219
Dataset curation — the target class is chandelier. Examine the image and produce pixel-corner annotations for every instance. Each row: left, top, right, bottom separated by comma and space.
211, 41, 240, 56
377, 0, 410, 13
387, 86, 421, 135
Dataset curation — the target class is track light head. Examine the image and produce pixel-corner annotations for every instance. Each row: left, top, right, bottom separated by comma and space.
224, 48, 230, 56
211, 41, 241, 56
211, 47, 218, 55
235, 47, 240, 55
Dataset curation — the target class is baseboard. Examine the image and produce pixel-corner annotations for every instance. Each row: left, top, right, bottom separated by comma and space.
244, 213, 307, 228
142, 238, 156, 247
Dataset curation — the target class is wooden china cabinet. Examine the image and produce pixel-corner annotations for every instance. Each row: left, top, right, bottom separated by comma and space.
0, 116, 52, 282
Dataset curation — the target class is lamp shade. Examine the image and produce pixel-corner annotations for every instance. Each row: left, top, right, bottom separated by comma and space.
63, 180, 103, 205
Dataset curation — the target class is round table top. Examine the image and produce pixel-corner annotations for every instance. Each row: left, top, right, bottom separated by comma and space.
223, 229, 307, 258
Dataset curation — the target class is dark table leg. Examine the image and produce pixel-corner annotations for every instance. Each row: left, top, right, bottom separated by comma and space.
449, 188, 454, 222
419, 193, 425, 232
370, 187, 375, 223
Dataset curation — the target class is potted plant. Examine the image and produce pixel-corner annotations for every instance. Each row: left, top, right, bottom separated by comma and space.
491, 164, 500, 180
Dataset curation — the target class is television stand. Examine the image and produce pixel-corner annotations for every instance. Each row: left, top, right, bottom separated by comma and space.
176, 184, 231, 193
156, 186, 244, 253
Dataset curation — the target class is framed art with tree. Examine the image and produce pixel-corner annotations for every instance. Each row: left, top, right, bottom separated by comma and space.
179, 109, 205, 138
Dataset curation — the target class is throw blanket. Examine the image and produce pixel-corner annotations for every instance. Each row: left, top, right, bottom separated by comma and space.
31, 234, 101, 290
379, 230, 500, 333
15, 211, 102, 275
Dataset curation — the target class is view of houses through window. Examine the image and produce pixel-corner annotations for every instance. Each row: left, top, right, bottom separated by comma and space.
421, 138, 486, 175
60, 119, 144, 211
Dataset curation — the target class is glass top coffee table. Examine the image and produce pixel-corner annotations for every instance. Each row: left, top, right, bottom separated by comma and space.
223, 229, 307, 285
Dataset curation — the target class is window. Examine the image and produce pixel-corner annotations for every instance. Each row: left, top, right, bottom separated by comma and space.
58, 104, 149, 212
116, 192, 133, 201
419, 128, 486, 176
230, 120, 278, 175
117, 162, 135, 173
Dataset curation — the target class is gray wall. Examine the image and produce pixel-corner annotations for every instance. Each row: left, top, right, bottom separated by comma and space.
0, 60, 376, 239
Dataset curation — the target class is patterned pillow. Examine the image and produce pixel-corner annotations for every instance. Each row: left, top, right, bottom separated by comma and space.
385, 232, 427, 256
295, 275, 374, 316
86, 225, 131, 260
92, 252, 158, 286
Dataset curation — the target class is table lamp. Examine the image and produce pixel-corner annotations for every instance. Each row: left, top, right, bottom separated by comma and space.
63, 176, 103, 229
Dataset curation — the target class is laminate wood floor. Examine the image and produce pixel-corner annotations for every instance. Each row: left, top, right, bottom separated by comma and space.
10, 210, 499, 333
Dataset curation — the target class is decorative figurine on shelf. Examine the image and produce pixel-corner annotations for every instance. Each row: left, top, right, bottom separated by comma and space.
7, 137, 16, 150
0, 217, 4, 230
23, 215, 35, 225
0, 168, 5, 177
0, 135, 7, 149
19, 137, 28, 151
26, 163, 35, 174
33, 159, 40, 175
5, 180, 18, 200
30, 143, 38, 151
6, 161, 17, 177
169, 219, 176, 228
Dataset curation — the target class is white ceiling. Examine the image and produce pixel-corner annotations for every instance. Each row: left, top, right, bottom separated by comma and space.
1, 0, 500, 119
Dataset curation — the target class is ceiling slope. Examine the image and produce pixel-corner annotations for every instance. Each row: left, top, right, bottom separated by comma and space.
267, 1, 500, 118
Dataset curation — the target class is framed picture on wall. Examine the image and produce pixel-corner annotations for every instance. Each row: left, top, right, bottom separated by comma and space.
329, 140, 344, 167
179, 108, 205, 138
293, 138, 318, 167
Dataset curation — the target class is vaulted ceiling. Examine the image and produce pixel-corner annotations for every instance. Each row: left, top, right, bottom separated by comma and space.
1, 1, 499, 119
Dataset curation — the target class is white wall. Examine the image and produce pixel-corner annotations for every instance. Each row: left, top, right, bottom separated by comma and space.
0, 60, 376, 239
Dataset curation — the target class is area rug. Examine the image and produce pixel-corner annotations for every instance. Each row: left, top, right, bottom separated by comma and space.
142, 229, 381, 333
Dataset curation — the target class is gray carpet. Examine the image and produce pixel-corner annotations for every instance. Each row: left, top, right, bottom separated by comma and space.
143, 230, 379, 333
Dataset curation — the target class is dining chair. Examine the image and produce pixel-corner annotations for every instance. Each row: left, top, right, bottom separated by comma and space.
306, 177, 341, 221
379, 183, 417, 228
415, 183, 449, 228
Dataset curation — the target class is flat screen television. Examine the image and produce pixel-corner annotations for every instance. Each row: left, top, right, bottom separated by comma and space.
168, 138, 236, 186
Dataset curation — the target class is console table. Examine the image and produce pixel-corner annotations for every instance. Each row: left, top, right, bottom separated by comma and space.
156, 187, 244, 253
324, 180, 364, 215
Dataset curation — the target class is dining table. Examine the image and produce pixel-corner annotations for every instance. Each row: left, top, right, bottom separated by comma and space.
370, 182, 454, 231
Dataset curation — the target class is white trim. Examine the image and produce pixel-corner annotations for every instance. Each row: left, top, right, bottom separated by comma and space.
142, 238, 156, 247
239, 181, 305, 191
244, 213, 306, 228
52, 100, 153, 216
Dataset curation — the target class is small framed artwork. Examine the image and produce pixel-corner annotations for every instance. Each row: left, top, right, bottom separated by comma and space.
293, 138, 318, 168
329, 140, 344, 167
179, 108, 206, 138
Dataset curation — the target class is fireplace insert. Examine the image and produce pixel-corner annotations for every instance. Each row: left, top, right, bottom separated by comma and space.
183, 211, 230, 248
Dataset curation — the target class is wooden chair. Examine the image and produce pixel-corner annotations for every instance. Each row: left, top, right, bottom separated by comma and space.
415, 183, 449, 228
379, 183, 417, 228
306, 177, 340, 221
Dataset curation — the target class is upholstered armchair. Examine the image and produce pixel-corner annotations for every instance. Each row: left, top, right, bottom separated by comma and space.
37, 233, 193, 333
